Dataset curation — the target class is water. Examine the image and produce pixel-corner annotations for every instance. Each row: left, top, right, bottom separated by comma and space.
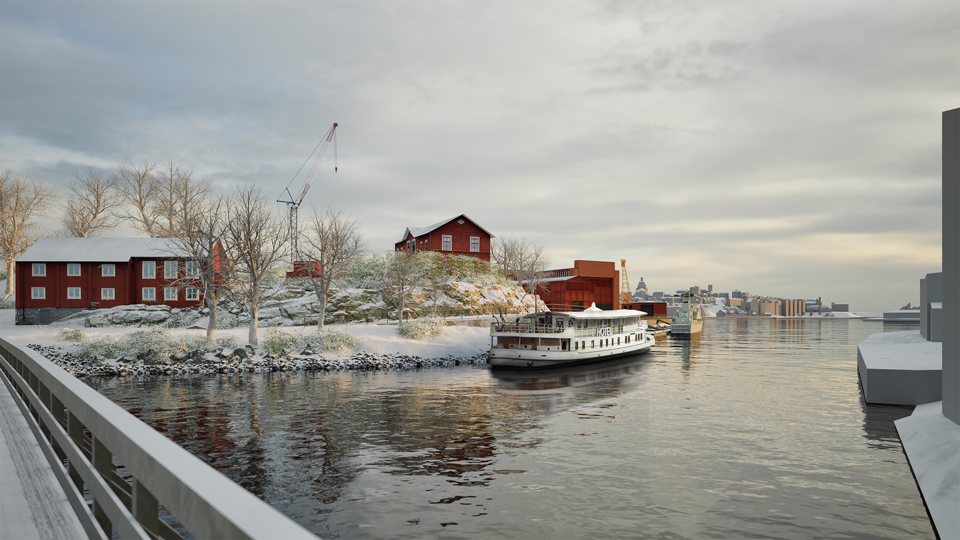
88, 319, 933, 539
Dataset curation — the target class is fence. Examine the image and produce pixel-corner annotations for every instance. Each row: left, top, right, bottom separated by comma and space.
0, 336, 317, 540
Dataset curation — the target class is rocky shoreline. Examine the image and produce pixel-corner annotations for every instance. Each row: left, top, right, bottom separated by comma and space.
26, 344, 490, 378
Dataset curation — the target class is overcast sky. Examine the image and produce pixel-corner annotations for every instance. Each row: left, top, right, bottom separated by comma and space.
1, 0, 957, 315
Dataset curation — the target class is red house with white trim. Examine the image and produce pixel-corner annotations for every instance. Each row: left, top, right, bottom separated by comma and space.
394, 214, 494, 261
15, 237, 209, 324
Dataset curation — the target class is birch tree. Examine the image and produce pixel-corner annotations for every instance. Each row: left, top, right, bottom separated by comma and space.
60, 167, 121, 237
378, 251, 421, 323
115, 158, 160, 236
297, 207, 364, 329
169, 195, 231, 341
0, 171, 55, 298
225, 186, 287, 346
493, 236, 549, 314
155, 159, 211, 237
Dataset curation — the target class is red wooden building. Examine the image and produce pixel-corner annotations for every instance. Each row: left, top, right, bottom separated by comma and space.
532, 260, 621, 312
395, 214, 494, 261
621, 301, 669, 317
15, 237, 208, 324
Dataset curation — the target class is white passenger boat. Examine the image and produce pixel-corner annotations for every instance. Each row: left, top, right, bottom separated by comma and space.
489, 303, 655, 368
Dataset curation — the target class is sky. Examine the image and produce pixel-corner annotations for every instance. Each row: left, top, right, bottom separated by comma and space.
1, 0, 957, 315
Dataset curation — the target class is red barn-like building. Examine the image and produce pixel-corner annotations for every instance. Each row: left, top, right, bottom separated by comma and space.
395, 214, 494, 261
15, 237, 209, 324
531, 260, 621, 312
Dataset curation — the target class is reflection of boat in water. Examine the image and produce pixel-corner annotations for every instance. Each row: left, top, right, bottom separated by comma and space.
488, 303, 654, 368
670, 298, 703, 336
491, 355, 648, 412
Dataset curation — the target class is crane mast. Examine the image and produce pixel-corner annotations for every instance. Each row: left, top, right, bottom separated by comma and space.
278, 122, 338, 261
620, 259, 632, 304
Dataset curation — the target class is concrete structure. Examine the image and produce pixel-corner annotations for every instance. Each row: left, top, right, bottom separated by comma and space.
919, 272, 943, 342
395, 214, 494, 261
781, 299, 805, 317
534, 260, 620, 311
15, 238, 209, 325
944, 106, 959, 426
830, 302, 849, 312
858, 331, 942, 405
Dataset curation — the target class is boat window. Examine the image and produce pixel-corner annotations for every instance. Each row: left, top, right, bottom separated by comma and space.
591, 340, 595, 349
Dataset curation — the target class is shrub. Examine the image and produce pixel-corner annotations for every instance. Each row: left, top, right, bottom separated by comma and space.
58, 328, 86, 342
262, 328, 360, 355
0, 297, 14, 310
74, 328, 226, 364
214, 310, 239, 329
397, 317, 445, 341
164, 310, 200, 328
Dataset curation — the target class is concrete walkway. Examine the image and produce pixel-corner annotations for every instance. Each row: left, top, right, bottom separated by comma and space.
0, 375, 86, 540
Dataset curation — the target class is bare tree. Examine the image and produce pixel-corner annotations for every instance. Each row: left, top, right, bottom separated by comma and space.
225, 186, 287, 346
297, 206, 364, 329
169, 194, 231, 341
115, 157, 160, 236
60, 167, 121, 237
493, 236, 550, 314
0, 171, 55, 298
154, 159, 211, 237
377, 251, 421, 323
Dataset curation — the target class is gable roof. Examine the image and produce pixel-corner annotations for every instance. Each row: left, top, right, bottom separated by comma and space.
397, 214, 495, 243
17, 237, 188, 263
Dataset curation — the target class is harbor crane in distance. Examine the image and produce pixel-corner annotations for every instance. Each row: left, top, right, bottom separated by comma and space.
620, 259, 633, 305
278, 122, 338, 262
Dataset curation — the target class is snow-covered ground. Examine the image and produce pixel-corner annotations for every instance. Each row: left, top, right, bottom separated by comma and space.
0, 308, 490, 360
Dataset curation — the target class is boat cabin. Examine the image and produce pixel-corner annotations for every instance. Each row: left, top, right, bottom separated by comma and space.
491, 304, 648, 354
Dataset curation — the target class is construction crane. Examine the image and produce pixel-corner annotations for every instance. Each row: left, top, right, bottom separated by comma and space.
278, 122, 338, 261
620, 259, 632, 304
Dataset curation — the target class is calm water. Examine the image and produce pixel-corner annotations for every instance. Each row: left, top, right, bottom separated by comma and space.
88, 319, 933, 539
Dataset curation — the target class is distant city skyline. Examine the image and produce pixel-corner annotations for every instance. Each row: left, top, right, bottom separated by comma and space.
2, 1, 956, 317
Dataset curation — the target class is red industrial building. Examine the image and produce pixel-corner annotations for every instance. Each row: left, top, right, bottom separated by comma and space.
621, 301, 669, 317
15, 237, 210, 324
395, 214, 494, 261
532, 260, 621, 312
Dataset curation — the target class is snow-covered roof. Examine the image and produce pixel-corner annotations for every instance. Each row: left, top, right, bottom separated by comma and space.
397, 214, 495, 243
521, 304, 646, 319
17, 237, 188, 263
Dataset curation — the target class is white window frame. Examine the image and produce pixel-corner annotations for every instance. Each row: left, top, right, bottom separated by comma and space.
32, 263, 46, 277
164, 261, 178, 279
67, 263, 81, 276
31, 287, 45, 299
185, 287, 199, 301
67, 287, 81, 299
164, 287, 178, 301
442, 235, 452, 251
101, 288, 115, 300
470, 236, 480, 252
102, 264, 115, 277
186, 261, 199, 277
142, 287, 156, 301
142, 261, 156, 279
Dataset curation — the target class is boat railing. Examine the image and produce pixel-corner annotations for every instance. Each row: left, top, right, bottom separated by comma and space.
491, 323, 564, 334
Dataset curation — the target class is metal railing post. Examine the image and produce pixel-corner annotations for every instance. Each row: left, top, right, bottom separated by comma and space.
92, 437, 114, 535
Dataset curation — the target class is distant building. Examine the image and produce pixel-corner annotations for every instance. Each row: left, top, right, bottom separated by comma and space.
15, 237, 211, 324
782, 299, 805, 316
395, 214, 494, 261
732, 290, 742, 299
831, 302, 850, 313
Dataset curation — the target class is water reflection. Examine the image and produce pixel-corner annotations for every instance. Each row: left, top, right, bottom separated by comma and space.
859, 395, 914, 451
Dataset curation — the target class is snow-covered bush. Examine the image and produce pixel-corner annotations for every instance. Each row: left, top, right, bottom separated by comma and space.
341, 253, 386, 289
397, 317, 445, 341
0, 297, 14, 310
214, 311, 239, 329
74, 329, 225, 364
262, 328, 360, 355
58, 328, 85, 342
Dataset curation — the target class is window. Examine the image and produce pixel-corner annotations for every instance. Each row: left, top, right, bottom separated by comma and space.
186, 261, 199, 277
591, 340, 595, 349
67, 263, 81, 276
31, 287, 45, 299
142, 261, 156, 279
470, 237, 480, 252
67, 287, 81, 299
186, 288, 199, 301
102, 264, 115, 277
165, 287, 178, 301
32, 263, 46, 277
101, 288, 115, 300
442, 235, 452, 251
165, 261, 178, 279
142, 287, 156, 301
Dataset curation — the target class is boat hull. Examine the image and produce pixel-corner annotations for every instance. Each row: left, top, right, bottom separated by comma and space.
670, 318, 703, 335
489, 336, 654, 369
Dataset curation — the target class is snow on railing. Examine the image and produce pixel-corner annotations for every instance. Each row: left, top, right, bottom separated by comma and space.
0, 336, 317, 540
